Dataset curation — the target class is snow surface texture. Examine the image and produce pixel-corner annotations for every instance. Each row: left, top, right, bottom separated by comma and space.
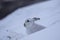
0, 0, 60, 40
24, 17, 46, 34
0, 30, 24, 40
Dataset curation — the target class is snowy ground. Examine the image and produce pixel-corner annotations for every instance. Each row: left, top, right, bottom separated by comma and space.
0, 0, 60, 40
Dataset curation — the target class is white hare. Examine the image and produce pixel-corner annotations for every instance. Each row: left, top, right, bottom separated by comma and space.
24, 17, 46, 34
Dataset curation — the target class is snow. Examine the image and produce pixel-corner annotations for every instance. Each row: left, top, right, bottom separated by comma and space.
21, 22, 60, 40
0, 0, 60, 40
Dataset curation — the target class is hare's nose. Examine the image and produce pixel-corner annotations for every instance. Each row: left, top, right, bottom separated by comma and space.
24, 23, 26, 27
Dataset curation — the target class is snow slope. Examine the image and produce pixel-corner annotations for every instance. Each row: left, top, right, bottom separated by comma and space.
21, 22, 60, 40
0, 0, 60, 40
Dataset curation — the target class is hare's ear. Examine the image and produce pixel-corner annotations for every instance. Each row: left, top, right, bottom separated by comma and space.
33, 17, 40, 21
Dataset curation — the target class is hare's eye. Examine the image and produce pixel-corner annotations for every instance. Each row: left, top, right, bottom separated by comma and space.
27, 20, 30, 22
